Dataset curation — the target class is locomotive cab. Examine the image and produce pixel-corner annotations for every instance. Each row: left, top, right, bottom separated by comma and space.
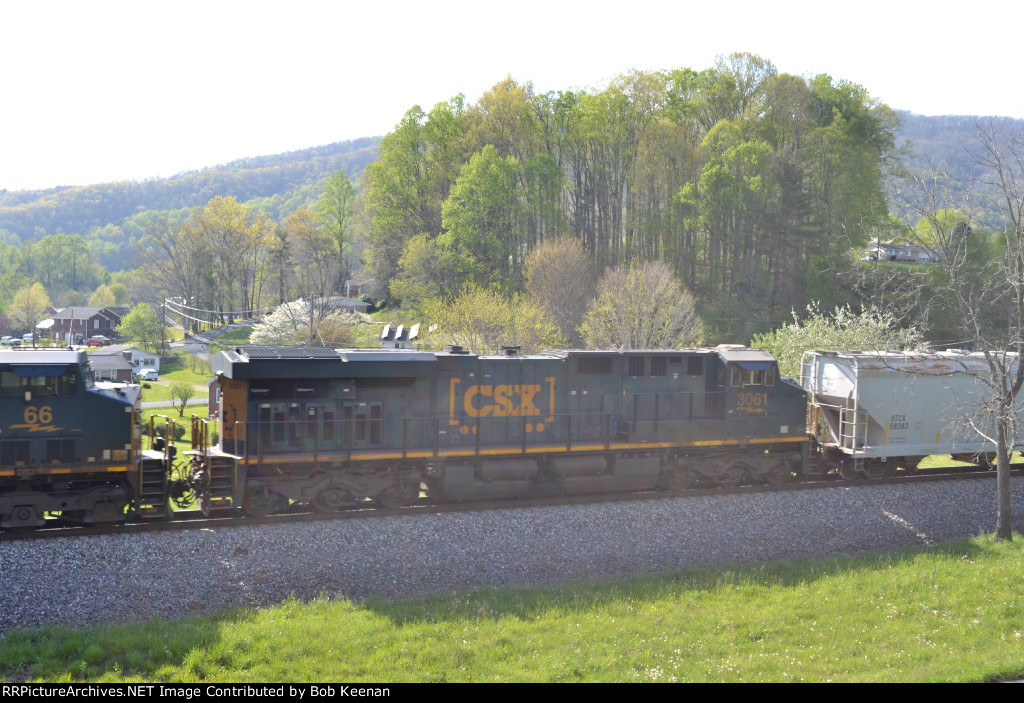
0, 349, 141, 528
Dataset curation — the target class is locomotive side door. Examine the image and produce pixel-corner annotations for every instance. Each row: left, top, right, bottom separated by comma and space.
343, 400, 383, 451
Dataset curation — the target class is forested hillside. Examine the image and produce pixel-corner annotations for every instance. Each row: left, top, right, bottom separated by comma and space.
0, 138, 378, 271
362, 55, 897, 340
0, 54, 1020, 348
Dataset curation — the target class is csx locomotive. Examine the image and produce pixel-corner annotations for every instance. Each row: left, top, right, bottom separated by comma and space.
207, 344, 808, 515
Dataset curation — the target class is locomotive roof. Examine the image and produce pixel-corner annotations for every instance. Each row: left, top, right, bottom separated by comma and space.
0, 348, 84, 366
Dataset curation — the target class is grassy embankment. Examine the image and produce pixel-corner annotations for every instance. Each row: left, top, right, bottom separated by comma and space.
1, 534, 1023, 682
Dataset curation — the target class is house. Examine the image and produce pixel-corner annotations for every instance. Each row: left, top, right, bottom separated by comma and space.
44, 307, 127, 344
91, 345, 161, 374
310, 296, 369, 315
861, 244, 943, 263
344, 278, 376, 300
88, 353, 134, 383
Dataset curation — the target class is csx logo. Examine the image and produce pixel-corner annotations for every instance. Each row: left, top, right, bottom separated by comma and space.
449, 377, 556, 426
464, 384, 542, 417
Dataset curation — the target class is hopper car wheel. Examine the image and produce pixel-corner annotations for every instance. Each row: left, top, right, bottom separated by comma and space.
838, 461, 861, 481
864, 460, 892, 479
312, 486, 355, 513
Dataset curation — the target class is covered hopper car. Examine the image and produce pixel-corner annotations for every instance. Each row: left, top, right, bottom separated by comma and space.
802, 349, 1024, 479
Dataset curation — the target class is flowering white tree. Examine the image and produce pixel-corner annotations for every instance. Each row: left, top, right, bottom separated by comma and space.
751, 303, 923, 378
249, 299, 374, 347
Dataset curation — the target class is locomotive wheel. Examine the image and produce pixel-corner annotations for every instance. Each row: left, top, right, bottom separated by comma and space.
715, 467, 743, 488
662, 466, 694, 491
764, 463, 793, 486
312, 486, 355, 513
243, 482, 286, 517
375, 486, 413, 509
89, 500, 123, 526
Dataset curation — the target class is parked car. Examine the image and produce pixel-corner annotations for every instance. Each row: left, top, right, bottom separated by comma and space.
22, 333, 34, 345
137, 368, 159, 381
85, 335, 111, 347
0, 336, 20, 347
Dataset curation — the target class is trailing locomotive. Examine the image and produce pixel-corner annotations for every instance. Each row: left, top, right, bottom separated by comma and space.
0, 349, 146, 528
207, 345, 808, 515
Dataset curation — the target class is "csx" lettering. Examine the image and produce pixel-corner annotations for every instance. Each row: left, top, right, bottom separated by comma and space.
464, 385, 541, 417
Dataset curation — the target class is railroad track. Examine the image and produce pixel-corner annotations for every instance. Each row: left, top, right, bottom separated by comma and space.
4, 462, 1019, 543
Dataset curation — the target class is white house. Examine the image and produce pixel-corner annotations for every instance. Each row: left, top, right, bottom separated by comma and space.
91, 345, 161, 374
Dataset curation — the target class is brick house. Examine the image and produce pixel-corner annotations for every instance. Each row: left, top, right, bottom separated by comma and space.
45, 307, 127, 344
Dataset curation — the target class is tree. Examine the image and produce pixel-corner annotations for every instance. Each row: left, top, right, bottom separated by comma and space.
286, 209, 336, 325
169, 381, 196, 418
750, 302, 923, 379
249, 300, 311, 346
895, 121, 1024, 540
423, 286, 564, 354
315, 170, 356, 289
115, 303, 164, 352
9, 283, 52, 341
523, 237, 596, 346
580, 262, 705, 350
89, 284, 116, 308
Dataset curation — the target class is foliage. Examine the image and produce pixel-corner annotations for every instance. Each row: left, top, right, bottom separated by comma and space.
115, 303, 164, 352
9, 282, 52, 332
169, 381, 197, 418
423, 286, 564, 354
88, 284, 116, 307
314, 169, 356, 287
580, 262, 705, 350
751, 302, 923, 378
523, 237, 597, 346
249, 300, 310, 346
249, 299, 372, 347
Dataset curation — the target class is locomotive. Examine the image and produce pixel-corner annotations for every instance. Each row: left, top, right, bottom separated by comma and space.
2, 344, 1019, 528
0, 348, 153, 528
208, 345, 809, 515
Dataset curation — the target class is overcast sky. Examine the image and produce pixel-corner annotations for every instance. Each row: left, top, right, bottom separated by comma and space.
1, 0, 1020, 191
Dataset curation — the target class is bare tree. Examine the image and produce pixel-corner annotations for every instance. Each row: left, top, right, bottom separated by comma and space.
895, 121, 1024, 540
524, 237, 597, 346
580, 261, 705, 349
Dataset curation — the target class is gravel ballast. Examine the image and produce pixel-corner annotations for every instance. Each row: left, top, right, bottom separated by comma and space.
0, 476, 1020, 634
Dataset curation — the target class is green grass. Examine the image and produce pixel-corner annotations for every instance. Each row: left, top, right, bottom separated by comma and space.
3, 535, 1024, 682
157, 350, 212, 386
139, 404, 212, 448
207, 325, 253, 352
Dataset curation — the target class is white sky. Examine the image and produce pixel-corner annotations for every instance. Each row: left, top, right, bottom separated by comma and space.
1, 0, 1020, 191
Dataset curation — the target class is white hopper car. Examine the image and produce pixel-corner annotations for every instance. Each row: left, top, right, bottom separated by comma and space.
801, 350, 1024, 479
